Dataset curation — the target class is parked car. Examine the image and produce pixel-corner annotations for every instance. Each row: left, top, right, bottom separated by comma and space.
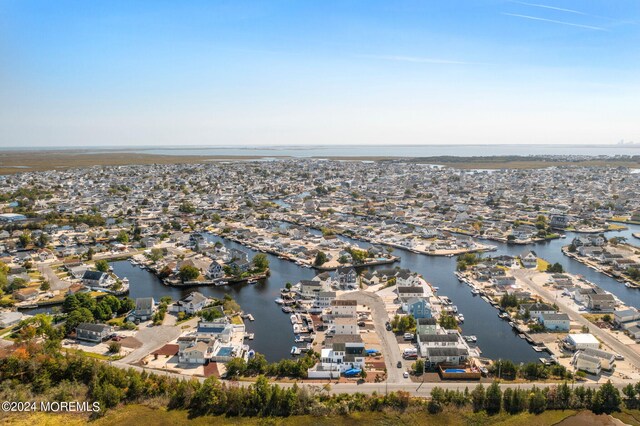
403, 333, 414, 341
403, 371, 409, 378
397, 361, 402, 368
614, 353, 625, 361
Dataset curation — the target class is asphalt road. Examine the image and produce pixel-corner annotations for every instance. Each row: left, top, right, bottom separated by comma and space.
339, 290, 410, 384
119, 317, 197, 364
37, 262, 69, 291
511, 268, 640, 366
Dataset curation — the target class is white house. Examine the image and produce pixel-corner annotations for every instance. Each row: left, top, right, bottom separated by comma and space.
541, 313, 570, 331
170, 292, 210, 315
573, 352, 601, 375
565, 333, 600, 351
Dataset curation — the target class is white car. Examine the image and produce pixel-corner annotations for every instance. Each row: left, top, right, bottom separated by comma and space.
615, 353, 625, 361
403, 371, 409, 378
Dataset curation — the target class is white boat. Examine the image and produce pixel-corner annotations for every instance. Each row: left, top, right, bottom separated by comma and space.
247, 279, 257, 284
457, 314, 465, 322
471, 288, 480, 295
274, 298, 285, 304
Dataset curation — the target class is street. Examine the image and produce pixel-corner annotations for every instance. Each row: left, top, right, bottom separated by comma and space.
511, 269, 640, 367
339, 290, 410, 384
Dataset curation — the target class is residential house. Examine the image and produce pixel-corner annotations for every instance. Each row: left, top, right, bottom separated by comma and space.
573, 352, 601, 375
521, 251, 538, 268
170, 292, 209, 315
76, 323, 113, 343
541, 313, 570, 331
129, 297, 156, 321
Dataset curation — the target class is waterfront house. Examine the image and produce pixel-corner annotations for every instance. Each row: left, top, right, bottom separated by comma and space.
416, 317, 437, 335
423, 347, 469, 368
333, 316, 359, 335
396, 286, 424, 302
518, 302, 556, 321
300, 280, 324, 299
13, 287, 39, 301
541, 313, 570, 331
82, 270, 112, 288
330, 299, 357, 317
76, 323, 113, 343
170, 292, 209, 315
614, 309, 640, 327
129, 297, 156, 321
320, 334, 366, 373
314, 291, 336, 309
336, 266, 357, 288
206, 260, 225, 279
403, 298, 432, 319
520, 251, 538, 268
587, 293, 616, 312
565, 333, 600, 351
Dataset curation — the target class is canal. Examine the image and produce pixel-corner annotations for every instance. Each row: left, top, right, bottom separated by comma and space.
26, 223, 640, 364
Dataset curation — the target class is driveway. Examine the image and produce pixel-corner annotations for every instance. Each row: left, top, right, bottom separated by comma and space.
339, 291, 409, 384
120, 317, 198, 364
37, 262, 70, 291
512, 269, 640, 366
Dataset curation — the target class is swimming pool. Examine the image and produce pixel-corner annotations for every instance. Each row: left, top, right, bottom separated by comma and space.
444, 369, 466, 373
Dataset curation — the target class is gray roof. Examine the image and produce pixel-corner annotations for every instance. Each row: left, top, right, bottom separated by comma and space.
77, 322, 111, 333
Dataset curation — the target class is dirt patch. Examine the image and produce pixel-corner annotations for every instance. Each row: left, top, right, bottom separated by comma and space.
119, 336, 142, 349
556, 410, 627, 426
151, 344, 179, 356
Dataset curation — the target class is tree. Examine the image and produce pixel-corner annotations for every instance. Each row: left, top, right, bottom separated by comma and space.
95, 259, 109, 272
413, 359, 425, 376
546, 263, 564, 273
439, 314, 458, 330
252, 253, 269, 272
225, 357, 247, 379
592, 380, 622, 414
116, 230, 129, 244
65, 307, 94, 333
18, 232, 32, 247
86, 247, 95, 260
148, 248, 164, 262
314, 251, 327, 266
108, 341, 121, 354
528, 388, 546, 414
40, 280, 50, 291
484, 381, 502, 415
471, 384, 485, 412
179, 265, 200, 282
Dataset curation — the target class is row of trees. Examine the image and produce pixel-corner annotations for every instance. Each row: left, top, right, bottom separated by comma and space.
428, 381, 622, 416
489, 359, 574, 381
0, 341, 634, 419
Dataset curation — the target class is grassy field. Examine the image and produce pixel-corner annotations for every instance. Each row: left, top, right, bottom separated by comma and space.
1, 150, 639, 175
1, 405, 610, 426
536, 258, 550, 272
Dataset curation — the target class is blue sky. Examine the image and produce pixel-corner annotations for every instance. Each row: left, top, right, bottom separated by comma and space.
1, 0, 638, 146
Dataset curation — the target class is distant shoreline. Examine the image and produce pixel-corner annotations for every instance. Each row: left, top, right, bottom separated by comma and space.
0, 149, 639, 175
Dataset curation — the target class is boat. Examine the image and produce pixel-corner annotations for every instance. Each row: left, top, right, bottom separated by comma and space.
457, 314, 465, 323
294, 335, 305, 343
282, 306, 293, 313
274, 298, 285, 304
291, 346, 302, 356
247, 279, 257, 284
246, 314, 255, 321
215, 280, 229, 286
498, 312, 510, 320
471, 288, 480, 295
244, 333, 254, 340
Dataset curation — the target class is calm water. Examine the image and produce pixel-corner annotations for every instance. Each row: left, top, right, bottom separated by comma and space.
25, 224, 640, 363
132, 144, 640, 158
5, 144, 639, 158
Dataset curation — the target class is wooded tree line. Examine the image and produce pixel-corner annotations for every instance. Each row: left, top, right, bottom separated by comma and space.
0, 342, 633, 419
